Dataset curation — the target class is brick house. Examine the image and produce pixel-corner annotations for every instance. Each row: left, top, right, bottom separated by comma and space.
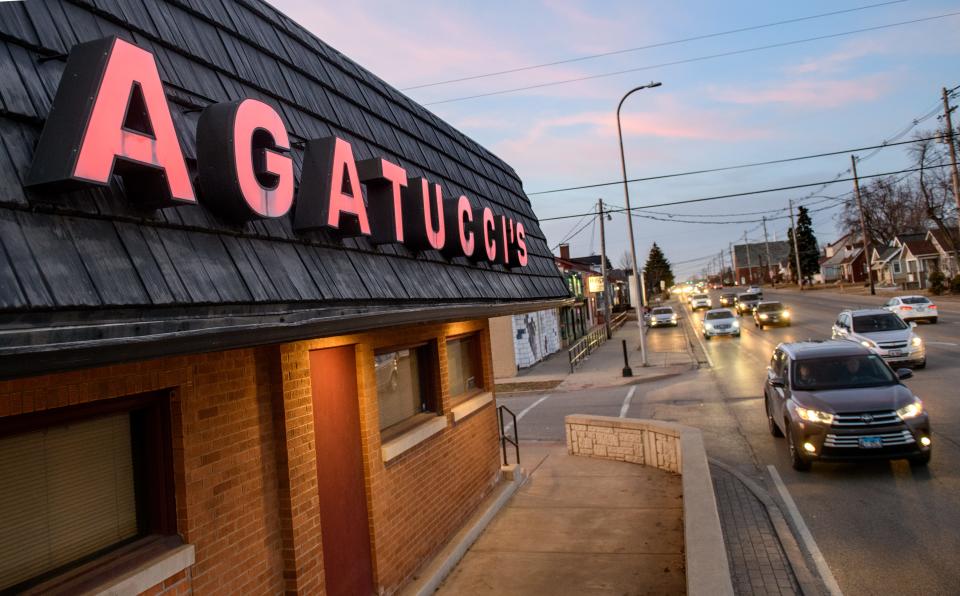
0, 2, 567, 594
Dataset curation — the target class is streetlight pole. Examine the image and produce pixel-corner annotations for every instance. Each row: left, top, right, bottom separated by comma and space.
598, 199, 612, 340
851, 155, 875, 295
616, 81, 661, 367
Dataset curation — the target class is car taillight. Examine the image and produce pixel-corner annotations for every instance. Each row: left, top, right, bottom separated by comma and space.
929, 305, 937, 309
900, 306, 913, 310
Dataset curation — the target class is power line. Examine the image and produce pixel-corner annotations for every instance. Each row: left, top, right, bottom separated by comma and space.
401, 0, 906, 91
424, 11, 960, 105
538, 163, 952, 222
527, 135, 940, 196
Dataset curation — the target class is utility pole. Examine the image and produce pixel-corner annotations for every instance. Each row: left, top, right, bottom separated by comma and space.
598, 199, 612, 339
851, 155, 875, 295
719, 250, 726, 286
729, 242, 736, 286
762, 216, 775, 288
943, 87, 960, 269
789, 199, 803, 290
743, 231, 753, 285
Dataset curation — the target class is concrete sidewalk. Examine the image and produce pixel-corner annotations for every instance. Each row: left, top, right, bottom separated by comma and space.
435, 442, 685, 595
495, 322, 693, 393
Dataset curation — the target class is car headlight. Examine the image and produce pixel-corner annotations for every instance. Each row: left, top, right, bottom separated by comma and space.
782, 310, 791, 318
732, 320, 740, 328
704, 323, 714, 330
912, 336, 922, 347
671, 314, 678, 320
860, 339, 877, 349
795, 406, 834, 424
759, 313, 768, 320
896, 400, 923, 420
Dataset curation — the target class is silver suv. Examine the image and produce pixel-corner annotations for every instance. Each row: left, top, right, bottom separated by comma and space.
831, 309, 926, 369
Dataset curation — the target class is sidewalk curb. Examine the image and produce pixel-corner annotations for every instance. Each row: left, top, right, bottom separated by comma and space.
497, 366, 692, 395
709, 458, 826, 596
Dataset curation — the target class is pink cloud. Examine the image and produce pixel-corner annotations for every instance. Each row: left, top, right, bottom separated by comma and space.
709, 75, 890, 109
786, 40, 883, 75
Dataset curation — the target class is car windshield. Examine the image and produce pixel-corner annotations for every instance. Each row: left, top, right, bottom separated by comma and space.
792, 355, 897, 390
757, 302, 784, 312
652, 308, 673, 315
739, 294, 759, 301
705, 311, 734, 320
901, 297, 930, 305
722, 294, 736, 299
852, 313, 907, 332
693, 294, 708, 299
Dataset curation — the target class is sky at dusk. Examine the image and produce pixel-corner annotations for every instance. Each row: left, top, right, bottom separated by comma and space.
268, 0, 960, 278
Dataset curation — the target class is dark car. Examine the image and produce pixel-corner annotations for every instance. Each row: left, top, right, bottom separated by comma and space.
753, 301, 791, 329
764, 341, 930, 471
735, 292, 761, 315
719, 293, 738, 307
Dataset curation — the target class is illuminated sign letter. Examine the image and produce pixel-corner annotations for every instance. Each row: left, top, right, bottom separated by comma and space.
196, 99, 293, 221
443, 195, 475, 259
481, 207, 497, 262
356, 158, 407, 244
295, 137, 371, 235
402, 178, 446, 251
515, 222, 529, 267
26, 36, 194, 207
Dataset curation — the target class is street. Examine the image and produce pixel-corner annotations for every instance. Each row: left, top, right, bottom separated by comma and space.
500, 288, 960, 596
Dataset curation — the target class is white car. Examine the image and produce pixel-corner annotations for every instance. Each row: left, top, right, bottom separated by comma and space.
646, 306, 679, 327
883, 296, 938, 324
831, 309, 926, 369
690, 293, 712, 310
702, 309, 740, 339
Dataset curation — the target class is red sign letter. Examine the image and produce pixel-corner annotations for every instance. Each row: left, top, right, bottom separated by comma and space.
356, 158, 407, 244
481, 207, 497, 262
515, 222, 529, 267
295, 137, 371, 236
402, 178, 446, 252
26, 36, 194, 207
196, 99, 293, 221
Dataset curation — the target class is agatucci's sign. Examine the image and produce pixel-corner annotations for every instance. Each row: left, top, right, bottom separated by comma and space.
26, 36, 529, 268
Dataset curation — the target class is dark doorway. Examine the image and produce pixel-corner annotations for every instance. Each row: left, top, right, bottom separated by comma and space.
310, 346, 374, 596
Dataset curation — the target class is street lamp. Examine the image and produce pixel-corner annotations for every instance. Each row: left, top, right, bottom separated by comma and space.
617, 81, 661, 367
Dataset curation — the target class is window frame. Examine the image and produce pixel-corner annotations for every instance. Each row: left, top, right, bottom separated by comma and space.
374, 340, 441, 438
445, 332, 485, 403
0, 391, 177, 593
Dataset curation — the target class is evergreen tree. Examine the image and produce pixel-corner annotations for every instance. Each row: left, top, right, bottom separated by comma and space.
787, 206, 820, 283
643, 243, 674, 298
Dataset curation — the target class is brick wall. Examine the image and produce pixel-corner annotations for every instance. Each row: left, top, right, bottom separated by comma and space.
140, 568, 192, 595
0, 318, 501, 595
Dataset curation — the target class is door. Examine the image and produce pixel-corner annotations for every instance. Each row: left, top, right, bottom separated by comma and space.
310, 347, 374, 596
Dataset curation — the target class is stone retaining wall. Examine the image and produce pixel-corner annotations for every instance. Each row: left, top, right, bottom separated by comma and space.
565, 415, 681, 473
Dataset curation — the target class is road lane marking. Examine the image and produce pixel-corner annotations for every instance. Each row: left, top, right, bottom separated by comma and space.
925, 341, 958, 346
619, 386, 637, 418
503, 393, 552, 434
687, 314, 715, 368
767, 465, 844, 596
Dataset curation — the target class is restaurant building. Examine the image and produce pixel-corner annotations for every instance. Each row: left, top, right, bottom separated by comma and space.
0, 1, 568, 594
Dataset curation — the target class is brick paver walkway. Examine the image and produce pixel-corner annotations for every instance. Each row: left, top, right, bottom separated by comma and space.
711, 465, 801, 596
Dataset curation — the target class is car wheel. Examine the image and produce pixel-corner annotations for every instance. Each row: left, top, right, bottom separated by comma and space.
766, 398, 783, 437
786, 322, 792, 327
909, 450, 931, 466
703, 334, 711, 341
787, 423, 811, 471
915, 358, 926, 370
734, 332, 741, 337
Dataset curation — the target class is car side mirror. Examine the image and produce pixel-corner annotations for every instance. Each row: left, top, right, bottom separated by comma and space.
769, 377, 785, 388
896, 368, 913, 380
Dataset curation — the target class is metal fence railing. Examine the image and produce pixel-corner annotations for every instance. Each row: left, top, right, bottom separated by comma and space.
610, 311, 628, 332
567, 324, 608, 373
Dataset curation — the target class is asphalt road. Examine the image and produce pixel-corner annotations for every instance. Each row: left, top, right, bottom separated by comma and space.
500, 288, 960, 596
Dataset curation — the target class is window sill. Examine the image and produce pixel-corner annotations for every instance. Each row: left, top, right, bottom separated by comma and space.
451, 391, 494, 423
25, 535, 194, 595
381, 415, 448, 463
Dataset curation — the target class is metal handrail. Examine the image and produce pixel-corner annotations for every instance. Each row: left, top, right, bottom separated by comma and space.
497, 405, 520, 465
610, 311, 628, 331
567, 324, 608, 372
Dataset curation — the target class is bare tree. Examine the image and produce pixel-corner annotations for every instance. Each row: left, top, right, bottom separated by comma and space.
915, 135, 960, 269
617, 250, 633, 270
841, 174, 926, 246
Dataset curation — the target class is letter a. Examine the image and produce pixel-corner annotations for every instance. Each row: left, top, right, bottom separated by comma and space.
26, 36, 195, 207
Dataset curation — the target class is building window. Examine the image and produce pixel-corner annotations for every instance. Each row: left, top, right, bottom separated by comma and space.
0, 393, 175, 592
447, 334, 483, 399
893, 262, 901, 274
375, 343, 439, 434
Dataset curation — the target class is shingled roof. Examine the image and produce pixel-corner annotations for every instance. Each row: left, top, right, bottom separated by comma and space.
0, 0, 568, 375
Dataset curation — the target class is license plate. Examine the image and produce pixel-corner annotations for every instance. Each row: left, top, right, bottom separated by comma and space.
859, 437, 883, 449
888, 350, 903, 357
